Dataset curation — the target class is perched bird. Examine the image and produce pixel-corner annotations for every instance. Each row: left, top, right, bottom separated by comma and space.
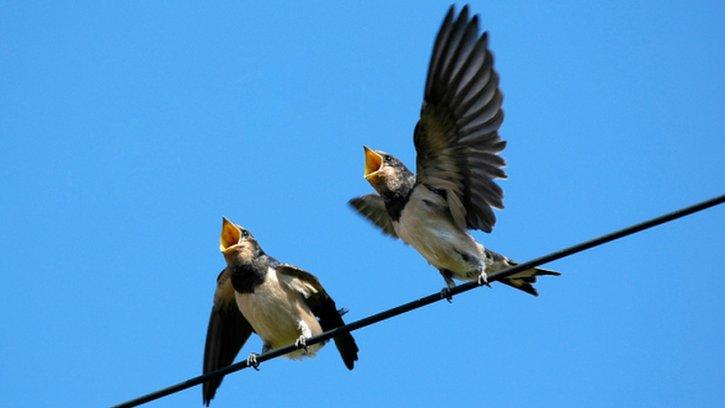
202, 217, 359, 405
349, 5, 560, 297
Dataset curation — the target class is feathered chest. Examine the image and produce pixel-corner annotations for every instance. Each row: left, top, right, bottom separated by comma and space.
393, 186, 483, 275
235, 267, 322, 353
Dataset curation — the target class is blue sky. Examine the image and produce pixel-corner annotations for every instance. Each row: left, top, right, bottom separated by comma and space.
1, 1, 723, 407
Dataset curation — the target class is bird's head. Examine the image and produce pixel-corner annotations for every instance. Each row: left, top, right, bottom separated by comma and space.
219, 217, 262, 265
363, 146, 414, 197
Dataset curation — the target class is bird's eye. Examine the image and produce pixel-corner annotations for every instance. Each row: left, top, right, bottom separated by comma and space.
384, 155, 391, 161
241, 230, 250, 238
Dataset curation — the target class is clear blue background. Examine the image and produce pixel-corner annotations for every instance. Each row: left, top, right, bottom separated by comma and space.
2, 1, 723, 407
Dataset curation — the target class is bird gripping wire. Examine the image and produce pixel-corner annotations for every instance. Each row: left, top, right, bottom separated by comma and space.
113, 194, 724, 408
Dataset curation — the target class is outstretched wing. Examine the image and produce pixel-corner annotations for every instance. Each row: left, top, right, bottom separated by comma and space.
414, 5, 506, 233
348, 194, 398, 237
276, 264, 359, 370
202, 268, 254, 406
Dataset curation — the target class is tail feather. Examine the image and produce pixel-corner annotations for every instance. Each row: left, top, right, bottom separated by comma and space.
500, 279, 540, 296
532, 267, 561, 277
332, 308, 359, 370
333, 331, 360, 370
483, 248, 561, 296
318, 307, 359, 370
501, 266, 561, 296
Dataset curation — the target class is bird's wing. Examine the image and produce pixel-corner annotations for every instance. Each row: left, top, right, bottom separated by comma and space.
276, 264, 359, 369
348, 194, 398, 238
275, 262, 325, 298
202, 268, 254, 406
414, 5, 506, 233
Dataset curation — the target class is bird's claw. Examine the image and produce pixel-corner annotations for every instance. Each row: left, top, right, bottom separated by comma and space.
478, 272, 491, 287
246, 352, 260, 371
440, 287, 453, 303
295, 336, 309, 354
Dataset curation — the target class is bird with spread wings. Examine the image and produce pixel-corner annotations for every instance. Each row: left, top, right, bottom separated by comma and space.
349, 5, 560, 299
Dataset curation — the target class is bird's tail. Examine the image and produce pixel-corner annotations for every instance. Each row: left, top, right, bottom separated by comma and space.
501, 265, 560, 296
318, 307, 359, 370
333, 308, 359, 370
484, 249, 560, 296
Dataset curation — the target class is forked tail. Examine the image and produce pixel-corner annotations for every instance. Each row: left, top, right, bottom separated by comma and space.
501, 265, 560, 296
485, 249, 561, 296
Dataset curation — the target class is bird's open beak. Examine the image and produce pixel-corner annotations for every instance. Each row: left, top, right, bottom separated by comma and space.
220, 217, 241, 252
363, 146, 383, 181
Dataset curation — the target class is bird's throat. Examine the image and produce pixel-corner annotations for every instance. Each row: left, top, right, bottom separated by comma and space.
230, 261, 266, 294
383, 188, 413, 222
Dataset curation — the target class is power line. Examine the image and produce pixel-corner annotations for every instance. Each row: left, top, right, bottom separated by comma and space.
113, 194, 724, 408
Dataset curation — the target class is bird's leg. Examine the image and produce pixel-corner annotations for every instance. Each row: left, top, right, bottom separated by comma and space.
438, 269, 456, 303
294, 336, 308, 353
246, 352, 260, 371
247, 343, 272, 371
295, 321, 312, 354
477, 268, 491, 287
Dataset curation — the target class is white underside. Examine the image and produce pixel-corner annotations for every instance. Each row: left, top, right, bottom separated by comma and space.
393, 187, 486, 281
235, 267, 323, 359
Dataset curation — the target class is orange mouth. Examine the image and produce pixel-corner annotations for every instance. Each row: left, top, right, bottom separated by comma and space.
363, 146, 383, 179
220, 217, 241, 251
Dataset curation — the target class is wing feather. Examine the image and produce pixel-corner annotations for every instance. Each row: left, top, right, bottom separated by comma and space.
202, 269, 254, 406
348, 194, 398, 237
415, 5, 506, 233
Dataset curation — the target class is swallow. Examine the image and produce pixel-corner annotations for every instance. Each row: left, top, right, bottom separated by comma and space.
202, 218, 359, 405
349, 5, 560, 298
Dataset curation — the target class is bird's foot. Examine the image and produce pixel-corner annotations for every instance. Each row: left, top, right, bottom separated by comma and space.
246, 352, 260, 371
477, 271, 491, 287
294, 335, 310, 354
438, 271, 456, 302
440, 287, 454, 303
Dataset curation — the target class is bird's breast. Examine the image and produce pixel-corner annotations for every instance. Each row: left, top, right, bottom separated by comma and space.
235, 267, 322, 358
394, 187, 483, 278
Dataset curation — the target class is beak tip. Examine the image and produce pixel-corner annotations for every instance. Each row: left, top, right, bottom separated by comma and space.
363, 146, 383, 178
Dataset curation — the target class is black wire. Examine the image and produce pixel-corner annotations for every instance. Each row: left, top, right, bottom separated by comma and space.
113, 194, 724, 408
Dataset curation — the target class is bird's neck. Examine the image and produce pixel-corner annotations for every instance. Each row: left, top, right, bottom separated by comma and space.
382, 176, 415, 222
229, 254, 268, 294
